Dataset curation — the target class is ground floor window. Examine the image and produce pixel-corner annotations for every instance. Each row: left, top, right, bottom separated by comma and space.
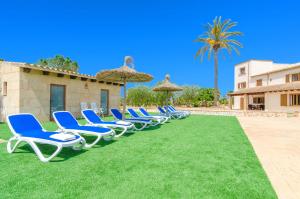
253, 97, 264, 104
290, 94, 300, 106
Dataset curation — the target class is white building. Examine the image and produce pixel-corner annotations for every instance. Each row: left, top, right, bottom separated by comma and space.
229, 60, 300, 112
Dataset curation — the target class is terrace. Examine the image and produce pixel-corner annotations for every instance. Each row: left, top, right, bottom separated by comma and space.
0, 115, 276, 198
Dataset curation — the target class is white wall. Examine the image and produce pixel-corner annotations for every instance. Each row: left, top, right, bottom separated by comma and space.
265, 92, 300, 112
248, 60, 274, 76
249, 75, 268, 87
233, 96, 241, 109
234, 63, 248, 91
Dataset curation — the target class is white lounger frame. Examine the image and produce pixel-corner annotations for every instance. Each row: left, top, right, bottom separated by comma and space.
139, 107, 170, 124
110, 110, 151, 131
81, 110, 135, 138
6, 113, 86, 163
53, 111, 115, 148
127, 109, 162, 126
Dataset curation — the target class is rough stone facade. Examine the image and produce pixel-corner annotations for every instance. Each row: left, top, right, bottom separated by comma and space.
0, 61, 121, 121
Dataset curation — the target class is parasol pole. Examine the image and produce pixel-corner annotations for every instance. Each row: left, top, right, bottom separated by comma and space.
122, 79, 127, 120
166, 90, 169, 106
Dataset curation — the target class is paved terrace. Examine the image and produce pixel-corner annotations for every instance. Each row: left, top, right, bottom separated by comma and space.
145, 106, 298, 117
238, 116, 300, 199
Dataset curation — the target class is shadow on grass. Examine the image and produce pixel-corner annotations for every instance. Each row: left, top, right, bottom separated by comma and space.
84, 136, 117, 147
16, 143, 87, 162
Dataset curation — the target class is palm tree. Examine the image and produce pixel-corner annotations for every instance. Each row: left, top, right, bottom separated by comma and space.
195, 16, 242, 106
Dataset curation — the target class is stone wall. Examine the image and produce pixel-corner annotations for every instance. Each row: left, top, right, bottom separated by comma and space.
19, 69, 121, 121
0, 62, 21, 121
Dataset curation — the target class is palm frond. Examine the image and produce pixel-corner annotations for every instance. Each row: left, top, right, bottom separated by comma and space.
195, 16, 242, 60
222, 31, 243, 38
226, 39, 243, 47
223, 21, 238, 32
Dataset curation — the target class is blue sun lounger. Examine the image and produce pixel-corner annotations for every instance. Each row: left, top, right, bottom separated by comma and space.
81, 109, 135, 138
164, 106, 185, 119
127, 108, 163, 126
169, 105, 190, 117
110, 108, 152, 130
139, 107, 170, 123
6, 113, 85, 162
158, 106, 179, 119
157, 106, 169, 116
53, 111, 115, 148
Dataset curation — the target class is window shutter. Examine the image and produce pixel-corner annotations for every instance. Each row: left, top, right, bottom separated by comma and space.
280, 94, 287, 106
286, 75, 290, 83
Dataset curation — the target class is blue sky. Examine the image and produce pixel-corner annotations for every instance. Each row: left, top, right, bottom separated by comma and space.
1, 0, 300, 95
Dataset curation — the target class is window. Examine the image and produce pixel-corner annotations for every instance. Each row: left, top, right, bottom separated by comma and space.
239, 67, 246, 75
280, 94, 287, 106
286, 74, 290, 83
2, 81, 7, 96
290, 94, 300, 106
256, 79, 262, 86
253, 97, 264, 104
292, 73, 300, 82
237, 82, 246, 89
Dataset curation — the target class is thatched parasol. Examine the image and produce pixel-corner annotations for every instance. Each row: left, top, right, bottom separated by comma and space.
153, 74, 183, 105
96, 56, 153, 120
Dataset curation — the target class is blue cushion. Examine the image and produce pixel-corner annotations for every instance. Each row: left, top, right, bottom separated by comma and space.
7, 114, 80, 142
83, 110, 131, 126
82, 110, 103, 123
72, 126, 112, 133
126, 118, 151, 123
8, 114, 43, 134
139, 108, 150, 116
127, 108, 140, 117
158, 107, 166, 114
53, 112, 80, 129
54, 111, 112, 133
110, 109, 123, 120
22, 130, 81, 142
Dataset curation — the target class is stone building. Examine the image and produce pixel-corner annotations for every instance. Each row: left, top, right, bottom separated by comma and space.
0, 61, 122, 121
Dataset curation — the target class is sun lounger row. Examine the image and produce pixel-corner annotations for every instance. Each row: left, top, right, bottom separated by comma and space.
6, 106, 189, 162
157, 105, 190, 119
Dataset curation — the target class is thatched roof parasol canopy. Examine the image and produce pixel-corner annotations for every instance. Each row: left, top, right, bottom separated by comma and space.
96, 56, 153, 120
153, 74, 183, 92
96, 65, 153, 83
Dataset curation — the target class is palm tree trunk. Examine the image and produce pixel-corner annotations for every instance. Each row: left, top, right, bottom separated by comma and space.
213, 50, 219, 106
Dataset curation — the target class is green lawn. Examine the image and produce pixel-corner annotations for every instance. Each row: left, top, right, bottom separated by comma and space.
0, 115, 276, 199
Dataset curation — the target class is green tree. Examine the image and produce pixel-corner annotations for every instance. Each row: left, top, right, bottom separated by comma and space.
177, 86, 199, 107
38, 55, 79, 72
195, 16, 242, 106
127, 86, 154, 106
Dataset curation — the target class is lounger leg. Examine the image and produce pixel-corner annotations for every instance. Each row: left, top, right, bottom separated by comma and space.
7, 136, 22, 153
27, 141, 62, 163
134, 123, 148, 130
72, 138, 86, 150
162, 117, 168, 124
84, 135, 102, 148
150, 120, 160, 126
103, 130, 116, 141
114, 127, 128, 138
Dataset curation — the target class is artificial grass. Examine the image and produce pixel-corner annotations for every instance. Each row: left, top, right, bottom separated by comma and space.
0, 115, 276, 199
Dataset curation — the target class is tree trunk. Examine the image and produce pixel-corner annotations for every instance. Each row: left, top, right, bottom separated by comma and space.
213, 50, 219, 106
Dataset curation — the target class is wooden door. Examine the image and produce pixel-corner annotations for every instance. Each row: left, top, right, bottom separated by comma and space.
240, 97, 244, 110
